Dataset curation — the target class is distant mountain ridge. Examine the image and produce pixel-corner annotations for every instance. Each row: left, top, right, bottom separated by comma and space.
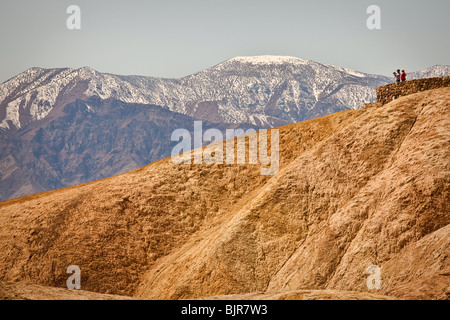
407, 65, 450, 80
0, 56, 434, 131
1, 58, 447, 132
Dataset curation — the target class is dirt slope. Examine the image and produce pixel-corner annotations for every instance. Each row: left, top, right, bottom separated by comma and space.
198, 290, 396, 300
0, 281, 395, 300
0, 88, 448, 300
0, 281, 135, 300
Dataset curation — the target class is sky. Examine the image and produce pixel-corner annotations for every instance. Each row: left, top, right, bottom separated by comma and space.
0, 0, 449, 83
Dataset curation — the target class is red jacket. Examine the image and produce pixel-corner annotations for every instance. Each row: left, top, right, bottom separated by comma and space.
401, 72, 406, 80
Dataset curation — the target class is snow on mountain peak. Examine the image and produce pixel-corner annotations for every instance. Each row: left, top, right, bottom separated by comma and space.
77, 66, 98, 78
228, 55, 309, 65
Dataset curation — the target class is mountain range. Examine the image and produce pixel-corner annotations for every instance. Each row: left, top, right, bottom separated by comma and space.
0, 56, 448, 201
6, 56, 448, 131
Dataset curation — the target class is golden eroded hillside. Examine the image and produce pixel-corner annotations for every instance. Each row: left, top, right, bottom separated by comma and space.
0, 281, 395, 300
0, 87, 449, 300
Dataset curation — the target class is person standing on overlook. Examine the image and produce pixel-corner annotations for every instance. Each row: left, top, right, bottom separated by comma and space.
401, 69, 407, 82
394, 69, 401, 83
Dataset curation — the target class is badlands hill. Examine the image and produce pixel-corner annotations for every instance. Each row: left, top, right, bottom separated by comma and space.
0, 87, 448, 300
0, 281, 394, 300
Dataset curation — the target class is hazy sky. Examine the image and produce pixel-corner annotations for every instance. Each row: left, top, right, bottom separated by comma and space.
0, 0, 449, 83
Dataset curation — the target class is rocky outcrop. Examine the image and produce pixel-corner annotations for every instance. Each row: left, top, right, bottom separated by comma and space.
376, 76, 450, 105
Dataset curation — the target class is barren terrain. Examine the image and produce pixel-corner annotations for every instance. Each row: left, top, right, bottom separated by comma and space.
0, 87, 448, 300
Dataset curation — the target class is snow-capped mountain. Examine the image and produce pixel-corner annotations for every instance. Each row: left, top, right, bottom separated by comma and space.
0, 67, 178, 130
2, 57, 449, 132
0, 56, 396, 131
406, 65, 450, 80
2, 57, 448, 132
176, 56, 391, 125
